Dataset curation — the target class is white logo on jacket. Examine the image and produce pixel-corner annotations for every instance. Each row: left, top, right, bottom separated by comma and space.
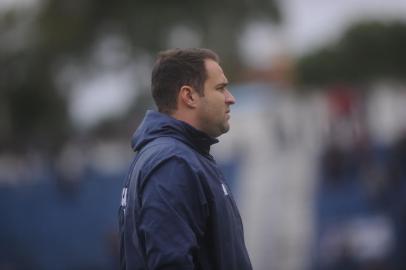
221, 183, 229, 196
121, 188, 128, 207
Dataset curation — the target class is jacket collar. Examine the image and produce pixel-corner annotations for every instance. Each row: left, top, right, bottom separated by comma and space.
131, 110, 218, 156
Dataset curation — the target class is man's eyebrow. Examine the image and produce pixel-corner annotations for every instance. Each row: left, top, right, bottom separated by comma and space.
215, 82, 229, 89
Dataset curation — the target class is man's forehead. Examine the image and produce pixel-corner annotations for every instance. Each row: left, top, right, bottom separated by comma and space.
205, 59, 228, 82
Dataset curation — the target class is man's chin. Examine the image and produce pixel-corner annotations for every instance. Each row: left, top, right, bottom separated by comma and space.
221, 124, 230, 134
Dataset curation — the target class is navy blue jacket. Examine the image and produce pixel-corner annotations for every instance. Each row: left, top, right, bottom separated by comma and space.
119, 110, 252, 270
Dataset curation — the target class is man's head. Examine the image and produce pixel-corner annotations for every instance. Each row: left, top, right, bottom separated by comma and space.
151, 48, 236, 137
151, 48, 218, 114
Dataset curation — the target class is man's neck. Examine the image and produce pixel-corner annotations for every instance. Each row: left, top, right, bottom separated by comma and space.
170, 110, 199, 131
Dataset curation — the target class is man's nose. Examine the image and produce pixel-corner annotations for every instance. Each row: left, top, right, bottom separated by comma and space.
225, 89, 236, 105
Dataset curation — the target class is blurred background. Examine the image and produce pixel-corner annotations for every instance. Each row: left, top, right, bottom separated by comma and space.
1, 0, 406, 269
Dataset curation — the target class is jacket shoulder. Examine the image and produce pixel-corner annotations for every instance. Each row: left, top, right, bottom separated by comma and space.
136, 137, 200, 176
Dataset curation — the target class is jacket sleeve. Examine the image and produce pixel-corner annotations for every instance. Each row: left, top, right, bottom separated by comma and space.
137, 156, 209, 270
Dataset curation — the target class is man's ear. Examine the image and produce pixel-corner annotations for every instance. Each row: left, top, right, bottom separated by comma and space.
179, 85, 199, 108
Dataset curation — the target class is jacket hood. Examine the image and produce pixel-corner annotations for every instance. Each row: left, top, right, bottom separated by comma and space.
131, 110, 219, 156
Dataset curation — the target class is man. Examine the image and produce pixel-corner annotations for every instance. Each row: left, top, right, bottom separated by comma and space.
119, 48, 252, 270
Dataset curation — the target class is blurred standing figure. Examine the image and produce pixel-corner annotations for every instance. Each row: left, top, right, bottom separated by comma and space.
119, 48, 252, 270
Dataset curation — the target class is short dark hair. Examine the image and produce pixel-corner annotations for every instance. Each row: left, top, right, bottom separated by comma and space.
151, 48, 219, 114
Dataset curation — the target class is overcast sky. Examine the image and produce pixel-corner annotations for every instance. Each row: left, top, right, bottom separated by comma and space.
281, 0, 406, 54
239, 0, 406, 67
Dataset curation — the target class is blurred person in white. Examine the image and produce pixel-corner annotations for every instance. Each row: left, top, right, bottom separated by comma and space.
118, 48, 252, 270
